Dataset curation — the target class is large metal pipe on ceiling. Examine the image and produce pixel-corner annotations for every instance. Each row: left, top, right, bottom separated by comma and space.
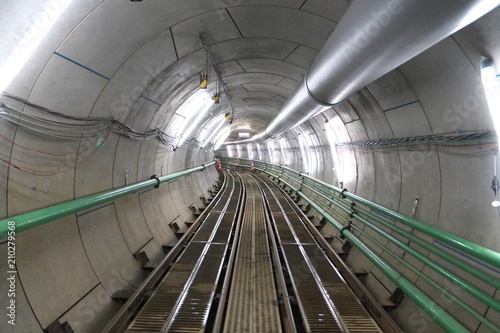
258, 0, 500, 140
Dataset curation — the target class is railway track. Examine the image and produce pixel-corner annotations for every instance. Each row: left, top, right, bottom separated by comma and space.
103, 170, 394, 333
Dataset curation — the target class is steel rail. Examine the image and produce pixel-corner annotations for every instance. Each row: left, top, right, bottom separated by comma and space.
211, 172, 247, 332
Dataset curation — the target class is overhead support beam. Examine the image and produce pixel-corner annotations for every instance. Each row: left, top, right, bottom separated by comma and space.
259, 0, 500, 140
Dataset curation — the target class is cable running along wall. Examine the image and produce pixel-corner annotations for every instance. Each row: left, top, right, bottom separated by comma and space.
0, 93, 203, 175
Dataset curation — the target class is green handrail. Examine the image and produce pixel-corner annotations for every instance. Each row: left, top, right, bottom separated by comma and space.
354, 212, 500, 312
0, 161, 216, 238
352, 224, 500, 333
269, 165, 500, 293
287, 174, 500, 290
254, 159, 500, 269
298, 171, 500, 269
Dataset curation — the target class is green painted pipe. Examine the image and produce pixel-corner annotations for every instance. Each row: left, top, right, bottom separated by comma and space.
352, 224, 500, 333
351, 203, 500, 290
290, 175, 500, 288
296, 172, 500, 269
274, 168, 500, 316
257, 162, 500, 270
354, 213, 500, 312
344, 235, 470, 333
265, 172, 470, 333
0, 161, 215, 238
286, 174, 500, 290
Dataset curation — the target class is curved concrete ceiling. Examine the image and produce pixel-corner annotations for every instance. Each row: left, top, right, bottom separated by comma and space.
1, 1, 500, 332
41, 2, 340, 142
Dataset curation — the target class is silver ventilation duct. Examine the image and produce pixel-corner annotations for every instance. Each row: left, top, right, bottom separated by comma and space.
258, 0, 500, 140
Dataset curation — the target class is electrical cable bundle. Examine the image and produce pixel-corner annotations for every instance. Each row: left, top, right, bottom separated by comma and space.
335, 131, 497, 155
0, 93, 183, 175
0, 92, 177, 145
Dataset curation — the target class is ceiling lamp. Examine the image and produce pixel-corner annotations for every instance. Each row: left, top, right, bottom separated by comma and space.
481, 58, 500, 146
201, 117, 226, 148
480, 58, 500, 208
174, 99, 212, 150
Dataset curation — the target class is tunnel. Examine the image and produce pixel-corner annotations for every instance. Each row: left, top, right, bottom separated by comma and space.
1, 1, 500, 332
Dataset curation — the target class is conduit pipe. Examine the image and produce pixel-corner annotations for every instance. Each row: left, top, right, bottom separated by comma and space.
0, 161, 216, 238
301, 179, 500, 290
261, 0, 500, 139
274, 165, 500, 269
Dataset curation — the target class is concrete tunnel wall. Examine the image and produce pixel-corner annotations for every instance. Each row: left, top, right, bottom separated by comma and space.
0, 1, 499, 332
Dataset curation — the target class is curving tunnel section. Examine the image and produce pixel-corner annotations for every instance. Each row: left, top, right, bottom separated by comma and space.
0, 1, 500, 332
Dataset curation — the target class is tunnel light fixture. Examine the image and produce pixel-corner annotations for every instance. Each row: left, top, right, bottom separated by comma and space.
481, 58, 500, 208
236, 145, 242, 158
278, 138, 288, 165
175, 100, 212, 149
237, 124, 252, 130
247, 144, 254, 160
213, 127, 230, 151
256, 143, 263, 161
201, 117, 226, 148
226, 145, 233, 158
0, 0, 75, 94
238, 132, 250, 138
299, 135, 309, 174
481, 58, 500, 147
267, 141, 274, 163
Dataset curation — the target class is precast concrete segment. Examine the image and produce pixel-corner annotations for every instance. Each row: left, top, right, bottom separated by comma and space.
223, 173, 282, 333
127, 172, 241, 332
259, 174, 383, 333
